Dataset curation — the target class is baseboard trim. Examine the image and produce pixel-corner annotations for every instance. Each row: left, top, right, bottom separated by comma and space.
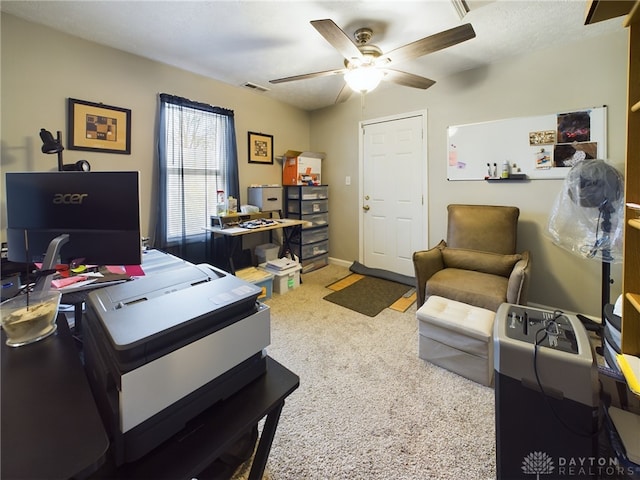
328, 257, 352, 268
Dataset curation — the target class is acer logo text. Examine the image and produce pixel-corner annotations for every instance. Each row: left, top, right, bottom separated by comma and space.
53, 193, 88, 204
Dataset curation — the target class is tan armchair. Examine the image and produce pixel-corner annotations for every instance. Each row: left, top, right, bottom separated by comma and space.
413, 204, 531, 311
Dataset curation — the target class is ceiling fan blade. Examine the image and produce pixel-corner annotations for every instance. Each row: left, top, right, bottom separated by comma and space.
382, 69, 436, 89
383, 23, 476, 65
335, 83, 353, 104
270, 68, 345, 84
311, 19, 363, 61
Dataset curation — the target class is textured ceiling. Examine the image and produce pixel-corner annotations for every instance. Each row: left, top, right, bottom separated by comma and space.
1, 0, 626, 111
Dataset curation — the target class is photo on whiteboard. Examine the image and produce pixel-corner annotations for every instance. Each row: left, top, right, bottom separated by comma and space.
553, 142, 597, 168
535, 148, 552, 169
529, 130, 556, 146
448, 144, 458, 166
557, 111, 591, 143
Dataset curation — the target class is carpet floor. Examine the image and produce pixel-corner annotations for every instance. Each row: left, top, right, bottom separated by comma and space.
233, 264, 496, 480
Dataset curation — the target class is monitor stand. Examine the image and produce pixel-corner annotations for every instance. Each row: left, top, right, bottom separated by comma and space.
33, 234, 69, 293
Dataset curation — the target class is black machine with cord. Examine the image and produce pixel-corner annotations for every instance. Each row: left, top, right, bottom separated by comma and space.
494, 303, 600, 479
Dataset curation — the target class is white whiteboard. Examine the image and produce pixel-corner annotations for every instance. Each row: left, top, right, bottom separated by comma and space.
447, 106, 607, 181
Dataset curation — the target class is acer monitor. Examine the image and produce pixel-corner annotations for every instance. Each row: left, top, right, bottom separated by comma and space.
5, 171, 142, 275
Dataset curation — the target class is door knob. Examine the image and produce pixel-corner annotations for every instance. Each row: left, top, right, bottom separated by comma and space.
363, 205, 370, 211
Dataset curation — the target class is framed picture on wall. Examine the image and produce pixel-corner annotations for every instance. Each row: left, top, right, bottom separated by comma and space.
67, 98, 131, 154
248, 131, 273, 164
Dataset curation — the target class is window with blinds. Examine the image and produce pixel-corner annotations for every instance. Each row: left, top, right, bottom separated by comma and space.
162, 101, 229, 243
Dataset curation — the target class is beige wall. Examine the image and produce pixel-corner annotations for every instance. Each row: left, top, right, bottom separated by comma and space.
1, 13, 629, 317
0, 13, 310, 244
310, 29, 628, 317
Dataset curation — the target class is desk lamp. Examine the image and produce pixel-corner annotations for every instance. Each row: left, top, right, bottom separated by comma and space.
39, 128, 90, 171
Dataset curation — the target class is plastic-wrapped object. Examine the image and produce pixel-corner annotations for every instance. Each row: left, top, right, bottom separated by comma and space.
547, 159, 624, 263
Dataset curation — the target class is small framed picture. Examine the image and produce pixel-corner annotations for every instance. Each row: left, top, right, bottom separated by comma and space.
67, 98, 131, 154
248, 131, 273, 164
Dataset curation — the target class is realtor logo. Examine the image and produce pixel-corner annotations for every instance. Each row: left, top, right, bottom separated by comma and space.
522, 451, 555, 479
520, 451, 638, 478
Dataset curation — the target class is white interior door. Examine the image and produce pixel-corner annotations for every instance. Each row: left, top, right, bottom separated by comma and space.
360, 112, 427, 277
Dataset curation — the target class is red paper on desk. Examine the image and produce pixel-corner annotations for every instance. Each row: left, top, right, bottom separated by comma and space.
104, 265, 126, 274
124, 265, 145, 277
51, 276, 88, 289
104, 264, 144, 277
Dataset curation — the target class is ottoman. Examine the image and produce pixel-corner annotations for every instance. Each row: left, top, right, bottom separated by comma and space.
417, 295, 496, 386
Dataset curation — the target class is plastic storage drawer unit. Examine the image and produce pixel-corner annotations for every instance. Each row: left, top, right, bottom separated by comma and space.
288, 212, 328, 228
287, 199, 328, 215
286, 186, 328, 200
284, 185, 330, 272
292, 240, 328, 260
301, 254, 329, 273
291, 227, 328, 245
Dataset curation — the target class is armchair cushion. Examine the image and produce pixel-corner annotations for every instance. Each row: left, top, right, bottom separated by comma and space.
425, 268, 509, 312
441, 247, 522, 278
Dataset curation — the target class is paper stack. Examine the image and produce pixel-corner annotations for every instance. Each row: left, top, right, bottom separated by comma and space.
265, 257, 298, 271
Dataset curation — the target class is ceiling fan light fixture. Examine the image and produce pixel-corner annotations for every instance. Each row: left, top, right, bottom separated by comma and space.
344, 66, 384, 93
271, 19, 476, 104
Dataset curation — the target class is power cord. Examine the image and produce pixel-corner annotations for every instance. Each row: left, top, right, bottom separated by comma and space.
532, 310, 602, 438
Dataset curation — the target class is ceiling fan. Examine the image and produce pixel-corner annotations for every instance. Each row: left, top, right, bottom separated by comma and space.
270, 19, 476, 103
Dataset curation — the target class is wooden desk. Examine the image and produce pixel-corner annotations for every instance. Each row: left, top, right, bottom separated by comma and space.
1, 315, 109, 480
205, 218, 305, 273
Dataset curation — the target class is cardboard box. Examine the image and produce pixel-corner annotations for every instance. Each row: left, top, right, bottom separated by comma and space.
282, 150, 325, 186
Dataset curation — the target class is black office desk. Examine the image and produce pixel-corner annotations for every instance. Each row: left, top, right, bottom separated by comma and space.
1, 314, 109, 480
3, 251, 299, 480
2, 314, 299, 480
93, 356, 299, 480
